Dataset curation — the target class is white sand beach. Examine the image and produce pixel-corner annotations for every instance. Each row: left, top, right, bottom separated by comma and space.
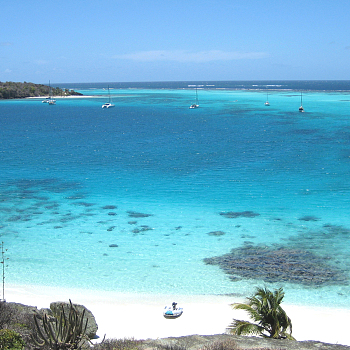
6, 284, 350, 346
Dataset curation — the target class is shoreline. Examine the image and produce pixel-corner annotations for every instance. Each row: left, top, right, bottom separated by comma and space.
6, 283, 350, 346
26, 95, 98, 99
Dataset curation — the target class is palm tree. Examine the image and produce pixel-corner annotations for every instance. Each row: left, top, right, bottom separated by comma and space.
227, 287, 295, 340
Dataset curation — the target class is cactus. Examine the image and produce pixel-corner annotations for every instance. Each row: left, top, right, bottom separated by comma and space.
32, 299, 89, 350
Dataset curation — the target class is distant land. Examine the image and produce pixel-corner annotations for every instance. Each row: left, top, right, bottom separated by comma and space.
0, 81, 83, 99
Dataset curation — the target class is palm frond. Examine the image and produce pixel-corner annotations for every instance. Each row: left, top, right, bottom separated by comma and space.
227, 319, 264, 336
231, 303, 263, 323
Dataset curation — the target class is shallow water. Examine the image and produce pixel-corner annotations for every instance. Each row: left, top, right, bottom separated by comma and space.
1, 83, 350, 308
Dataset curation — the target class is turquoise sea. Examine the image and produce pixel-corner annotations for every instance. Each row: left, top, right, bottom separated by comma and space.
1, 81, 350, 308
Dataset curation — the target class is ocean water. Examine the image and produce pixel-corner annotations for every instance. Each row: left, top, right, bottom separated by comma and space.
1, 81, 350, 308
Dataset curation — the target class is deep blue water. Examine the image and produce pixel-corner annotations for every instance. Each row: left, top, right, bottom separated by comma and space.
1, 81, 350, 307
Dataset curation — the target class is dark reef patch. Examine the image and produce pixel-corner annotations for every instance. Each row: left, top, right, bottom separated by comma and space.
140, 225, 153, 230
132, 225, 153, 234
102, 205, 118, 210
299, 215, 320, 222
59, 215, 81, 223
33, 196, 50, 201
71, 202, 95, 207
220, 211, 260, 218
291, 128, 319, 135
207, 231, 225, 236
288, 224, 350, 251
322, 224, 350, 235
7, 178, 82, 194
127, 211, 153, 218
7, 215, 22, 222
82, 212, 95, 217
45, 203, 60, 210
65, 193, 86, 200
203, 244, 348, 287
241, 234, 256, 239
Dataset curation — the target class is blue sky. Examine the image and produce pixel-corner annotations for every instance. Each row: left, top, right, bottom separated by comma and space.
1, 0, 350, 83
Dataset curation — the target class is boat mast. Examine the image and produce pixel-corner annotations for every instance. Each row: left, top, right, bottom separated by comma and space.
299, 91, 304, 112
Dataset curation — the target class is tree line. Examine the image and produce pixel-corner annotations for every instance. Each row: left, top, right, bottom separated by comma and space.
0, 81, 82, 99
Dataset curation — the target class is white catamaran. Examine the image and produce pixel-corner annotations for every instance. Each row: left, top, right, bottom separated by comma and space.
189, 86, 199, 109
265, 91, 270, 106
102, 86, 115, 108
299, 92, 304, 112
42, 80, 56, 105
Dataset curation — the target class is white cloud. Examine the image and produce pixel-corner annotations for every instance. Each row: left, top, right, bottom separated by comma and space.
4, 69, 12, 73
113, 50, 268, 62
0, 42, 13, 46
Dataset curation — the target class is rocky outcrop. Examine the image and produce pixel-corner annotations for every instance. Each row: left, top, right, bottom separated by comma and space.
4, 301, 98, 340
50, 301, 98, 339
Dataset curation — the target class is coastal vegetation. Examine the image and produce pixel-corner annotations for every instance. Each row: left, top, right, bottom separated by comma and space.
227, 287, 294, 340
0, 81, 82, 99
0, 296, 345, 350
0, 329, 25, 350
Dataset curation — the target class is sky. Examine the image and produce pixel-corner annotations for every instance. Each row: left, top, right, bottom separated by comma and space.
1, 0, 350, 83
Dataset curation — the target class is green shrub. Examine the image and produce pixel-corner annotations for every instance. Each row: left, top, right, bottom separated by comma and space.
0, 329, 25, 350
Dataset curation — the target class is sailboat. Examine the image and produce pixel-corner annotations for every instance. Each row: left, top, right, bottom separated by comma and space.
299, 92, 304, 112
189, 87, 199, 109
102, 86, 115, 108
42, 80, 56, 104
264, 91, 270, 106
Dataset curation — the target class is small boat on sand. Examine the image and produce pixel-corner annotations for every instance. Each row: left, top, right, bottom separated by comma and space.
163, 302, 183, 319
